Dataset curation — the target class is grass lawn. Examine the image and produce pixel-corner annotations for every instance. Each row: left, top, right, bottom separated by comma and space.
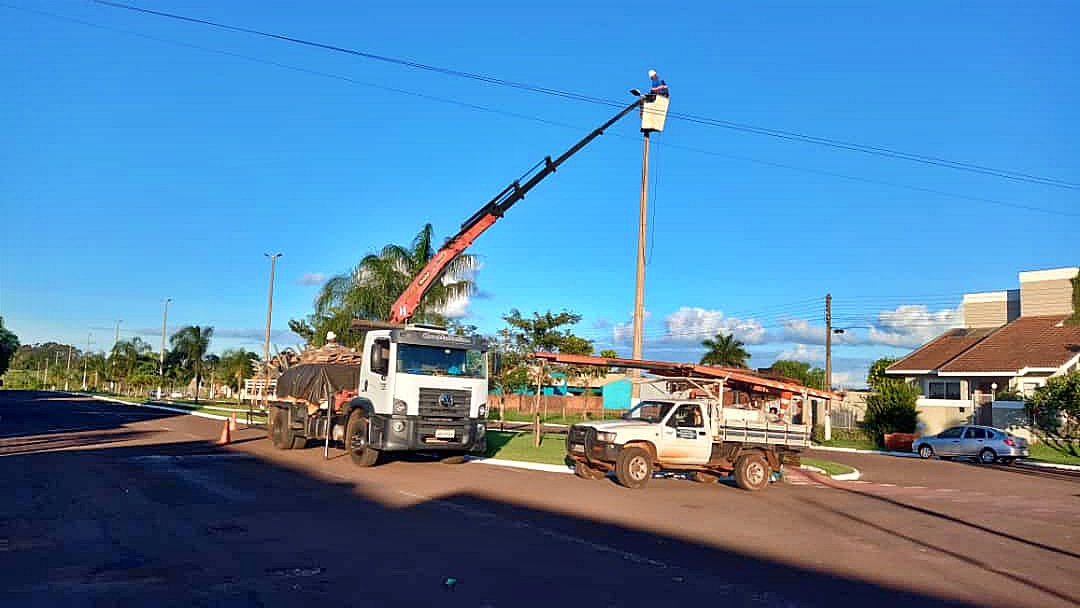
814, 438, 878, 450
482, 431, 570, 467
800, 457, 856, 476
1026, 442, 1080, 466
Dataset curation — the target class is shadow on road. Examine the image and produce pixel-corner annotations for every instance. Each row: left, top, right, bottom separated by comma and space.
0, 390, 1060, 607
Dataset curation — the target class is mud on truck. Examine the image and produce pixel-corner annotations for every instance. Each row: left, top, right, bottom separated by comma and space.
567, 397, 810, 491
269, 326, 490, 466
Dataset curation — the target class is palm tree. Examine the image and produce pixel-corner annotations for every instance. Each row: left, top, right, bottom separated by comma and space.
700, 333, 750, 368
220, 349, 259, 403
313, 224, 478, 343
169, 326, 214, 403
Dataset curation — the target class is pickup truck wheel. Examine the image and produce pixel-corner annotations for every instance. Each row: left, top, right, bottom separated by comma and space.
734, 453, 770, 491
346, 411, 379, 467
574, 461, 605, 480
615, 447, 652, 489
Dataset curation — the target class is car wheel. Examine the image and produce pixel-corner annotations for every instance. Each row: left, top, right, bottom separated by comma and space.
734, 453, 771, 491
918, 444, 934, 459
574, 461, 605, 480
614, 447, 652, 489
978, 448, 997, 464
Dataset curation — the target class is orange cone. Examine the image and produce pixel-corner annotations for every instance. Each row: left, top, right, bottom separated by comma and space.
217, 419, 231, 445
229, 412, 238, 432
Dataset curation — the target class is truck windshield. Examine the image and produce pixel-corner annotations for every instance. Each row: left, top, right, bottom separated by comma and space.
396, 344, 486, 378
622, 401, 676, 424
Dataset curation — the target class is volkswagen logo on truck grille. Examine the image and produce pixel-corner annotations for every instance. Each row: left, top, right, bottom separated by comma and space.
438, 393, 455, 408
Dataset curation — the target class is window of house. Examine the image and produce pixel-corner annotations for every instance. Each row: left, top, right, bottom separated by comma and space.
927, 380, 961, 400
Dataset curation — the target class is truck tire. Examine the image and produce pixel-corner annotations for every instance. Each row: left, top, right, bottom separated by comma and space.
270, 408, 288, 450
615, 446, 652, 489
734, 453, 770, 491
346, 411, 379, 467
574, 461, 605, 480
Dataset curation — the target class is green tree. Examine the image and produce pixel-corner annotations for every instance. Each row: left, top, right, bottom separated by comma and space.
110, 338, 151, 394
867, 357, 899, 390
599, 349, 618, 359
767, 360, 826, 390
169, 326, 214, 403
302, 224, 479, 346
0, 317, 20, 378
700, 333, 750, 368
862, 380, 920, 447
1066, 274, 1080, 327
1026, 371, 1080, 437
220, 349, 260, 403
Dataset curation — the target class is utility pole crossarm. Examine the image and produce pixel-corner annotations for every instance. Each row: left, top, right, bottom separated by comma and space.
388, 97, 645, 324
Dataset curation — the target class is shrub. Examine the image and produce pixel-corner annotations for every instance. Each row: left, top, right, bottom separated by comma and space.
812, 424, 872, 444
863, 380, 920, 447
1026, 372, 1080, 437
994, 389, 1024, 402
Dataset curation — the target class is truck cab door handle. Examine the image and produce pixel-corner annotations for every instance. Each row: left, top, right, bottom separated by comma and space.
698, 431, 707, 436
363, 380, 368, 391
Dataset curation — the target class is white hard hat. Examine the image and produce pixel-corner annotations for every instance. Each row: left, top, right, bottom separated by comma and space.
648, 69, 657, 79
326, 331, 337, 342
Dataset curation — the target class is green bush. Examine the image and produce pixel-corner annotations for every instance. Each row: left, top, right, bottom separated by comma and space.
1027, 372, 1080, 436
994, 389, 1024, 402
862, 380, 920, 447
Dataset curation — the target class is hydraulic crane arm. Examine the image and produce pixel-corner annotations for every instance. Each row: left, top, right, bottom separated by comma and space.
388, 97, 647, 324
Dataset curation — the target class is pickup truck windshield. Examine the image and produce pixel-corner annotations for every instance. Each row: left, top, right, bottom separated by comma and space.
623, 401, 676, 424
396, 345, 486, 378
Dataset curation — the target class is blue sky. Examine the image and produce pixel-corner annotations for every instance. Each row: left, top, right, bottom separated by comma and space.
2, 0, 1076, 387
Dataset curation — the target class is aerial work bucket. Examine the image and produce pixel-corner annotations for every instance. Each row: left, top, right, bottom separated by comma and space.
641, 69, 670, 133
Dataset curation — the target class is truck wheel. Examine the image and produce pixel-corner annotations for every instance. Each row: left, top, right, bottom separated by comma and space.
574, 461, 605, 480
439, 453, 467, 464
734, 453, 770, 491
615, 447, 652, 489
346, 411, 379, 467
270, 408, 288, 450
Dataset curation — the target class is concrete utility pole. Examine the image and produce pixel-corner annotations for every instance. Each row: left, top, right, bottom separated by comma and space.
824, 293, 833, 439
64, 345, 73, 391
82, 332, 92, 390
630, 128, 651, 402
44, 358, 49, 388
159, 298, 172, 399
262, 253, 282, 410
114, 321, 122, 351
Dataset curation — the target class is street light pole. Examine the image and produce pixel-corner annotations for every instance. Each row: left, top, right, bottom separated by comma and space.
263, 253, 282, 410
82, 331, 92, 390
64, 345, 73, 391
159, 298, 172, 399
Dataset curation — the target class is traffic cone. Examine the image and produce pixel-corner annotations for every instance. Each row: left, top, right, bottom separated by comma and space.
217, 419, 231, 445
229, 412, 238, 432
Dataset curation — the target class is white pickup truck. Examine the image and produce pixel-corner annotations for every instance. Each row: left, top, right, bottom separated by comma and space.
566, 399, 809, 490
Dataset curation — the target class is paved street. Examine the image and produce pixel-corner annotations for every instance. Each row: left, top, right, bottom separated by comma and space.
2, 391, 1078, 607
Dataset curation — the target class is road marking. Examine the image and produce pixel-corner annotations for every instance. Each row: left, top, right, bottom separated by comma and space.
908, 486, 927, 489
878, 483, 896, 487
397, 489, 667, 567
127, 453, 255, 462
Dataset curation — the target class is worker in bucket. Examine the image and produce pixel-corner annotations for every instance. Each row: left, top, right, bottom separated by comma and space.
648, 69, 669, 97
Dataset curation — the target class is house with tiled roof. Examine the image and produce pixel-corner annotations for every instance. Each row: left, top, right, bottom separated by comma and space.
886, 267, 1080, 436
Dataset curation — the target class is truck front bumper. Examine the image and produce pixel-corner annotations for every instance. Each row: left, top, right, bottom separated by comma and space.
368, 414, 486, 453
566, 425, 621, 465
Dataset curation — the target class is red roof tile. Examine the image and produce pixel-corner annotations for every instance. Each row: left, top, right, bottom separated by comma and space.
886, 327, 996, 373
939, 315, 1080, 373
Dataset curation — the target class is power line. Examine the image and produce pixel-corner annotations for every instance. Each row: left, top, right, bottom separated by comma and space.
89, 0, 1080, 192
8, 3, 1076, 218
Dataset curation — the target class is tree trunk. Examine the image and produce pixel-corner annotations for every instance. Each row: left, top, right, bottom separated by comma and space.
195, 372, 201, 404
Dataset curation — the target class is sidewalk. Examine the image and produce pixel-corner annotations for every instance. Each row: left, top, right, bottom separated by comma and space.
811, 442, 1080, 472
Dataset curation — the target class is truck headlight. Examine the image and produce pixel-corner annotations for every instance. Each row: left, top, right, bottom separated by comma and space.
393, 399, 407, 415
478, 404, 487, 417
597, 432, 616, 443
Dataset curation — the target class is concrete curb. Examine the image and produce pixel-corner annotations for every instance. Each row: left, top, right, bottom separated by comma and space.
464, 456, 573, 474
811, 444, 919, 458
800, 464, 862, 481
85, 394, 236, 423
1019, 460, 1080, 472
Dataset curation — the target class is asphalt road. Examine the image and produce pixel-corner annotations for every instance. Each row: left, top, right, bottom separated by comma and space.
2, 391, 1078, 607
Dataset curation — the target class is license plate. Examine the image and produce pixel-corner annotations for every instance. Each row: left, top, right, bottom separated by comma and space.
572, 444, 585, 453
435, 429, 455, 440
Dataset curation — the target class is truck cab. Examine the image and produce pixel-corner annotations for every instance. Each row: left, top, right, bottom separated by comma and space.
351, 327, 489, 458
567, 399, 807, 491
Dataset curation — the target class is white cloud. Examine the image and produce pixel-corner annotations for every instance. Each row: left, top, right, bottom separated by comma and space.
297, 272, 326, 286
438, 296, 471, 319
612, 312, 652, 345
866, 305, 963, 348
664, 307, 766, 344
777, 343, 825, 363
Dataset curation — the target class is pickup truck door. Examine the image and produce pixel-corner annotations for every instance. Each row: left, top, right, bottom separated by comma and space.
658, 404, 713, 465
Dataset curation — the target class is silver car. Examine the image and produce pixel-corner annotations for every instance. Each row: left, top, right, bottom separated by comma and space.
913, 425, 1030, 464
